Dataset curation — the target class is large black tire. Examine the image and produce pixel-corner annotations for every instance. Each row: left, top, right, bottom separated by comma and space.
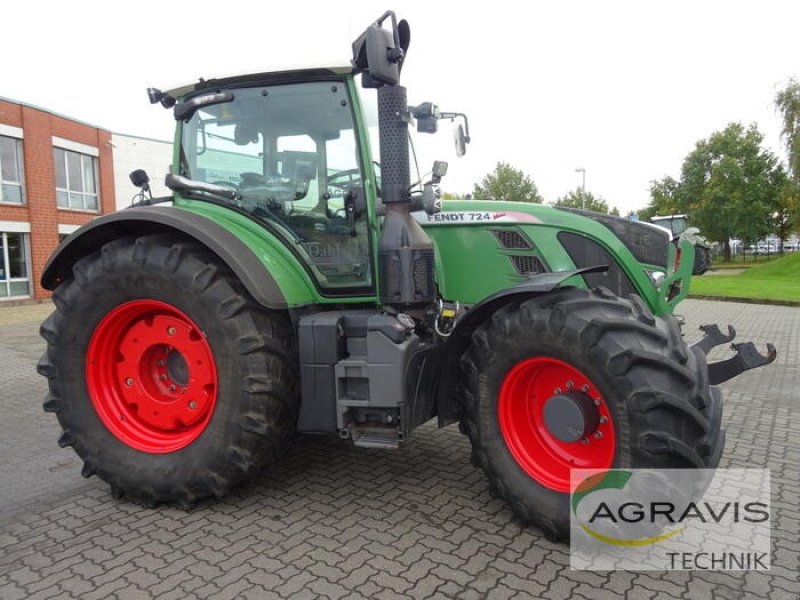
458, 286, 724, 541
38, 234, 298, 506
693, 245, 713, 275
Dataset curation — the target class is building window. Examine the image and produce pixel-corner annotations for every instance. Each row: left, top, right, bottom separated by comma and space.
54, 147, 99, 211
0, 232, 31, 299
0, 136, 25, 205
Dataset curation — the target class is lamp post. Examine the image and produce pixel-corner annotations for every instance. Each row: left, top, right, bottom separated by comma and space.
574, 167, 586, 209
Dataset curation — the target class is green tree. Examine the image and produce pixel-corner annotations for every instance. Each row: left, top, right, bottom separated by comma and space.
679, 123, 785, 260
552, 189, 613, 214
472, 162, 542, 203
775, 79, 800, 184
639, 176, 682, 221
774, 182, 798, 252
441, 191, 468, 200
774, 80, 800, 240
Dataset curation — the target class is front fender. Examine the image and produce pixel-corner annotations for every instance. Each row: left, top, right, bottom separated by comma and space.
436, 267, 607, 426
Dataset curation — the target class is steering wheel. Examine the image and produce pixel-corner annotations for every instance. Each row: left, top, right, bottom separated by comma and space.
327, 169, 362, 193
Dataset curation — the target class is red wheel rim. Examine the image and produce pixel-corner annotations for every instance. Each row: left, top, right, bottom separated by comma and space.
86, 300, 218, 453
498, 357, 615, 492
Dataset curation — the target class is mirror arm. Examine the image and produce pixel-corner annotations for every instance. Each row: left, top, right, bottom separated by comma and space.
440, 112, 471, 143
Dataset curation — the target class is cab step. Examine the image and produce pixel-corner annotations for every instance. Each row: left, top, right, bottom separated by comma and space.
345, 424, 402, 449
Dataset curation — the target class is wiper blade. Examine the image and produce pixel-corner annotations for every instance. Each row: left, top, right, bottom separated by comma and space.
165, 174, 240, 202
173, 91, 234, 121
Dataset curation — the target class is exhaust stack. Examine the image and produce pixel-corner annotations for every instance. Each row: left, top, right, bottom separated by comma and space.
377, 86, 435, 308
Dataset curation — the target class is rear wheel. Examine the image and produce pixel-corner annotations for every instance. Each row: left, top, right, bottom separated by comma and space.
458, 287, 724, 540
39, 235, 298, 506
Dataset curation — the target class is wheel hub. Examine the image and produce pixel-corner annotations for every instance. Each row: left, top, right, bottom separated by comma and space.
497, 357, 615, 492
543, 390, 600, 443
86, 300, 218, 453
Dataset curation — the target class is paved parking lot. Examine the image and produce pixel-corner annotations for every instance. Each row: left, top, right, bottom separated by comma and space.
0, 300, 798, 599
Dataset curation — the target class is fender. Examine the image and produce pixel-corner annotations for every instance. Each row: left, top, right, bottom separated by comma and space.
436, 266, 608, 426
41, 206, 287, 309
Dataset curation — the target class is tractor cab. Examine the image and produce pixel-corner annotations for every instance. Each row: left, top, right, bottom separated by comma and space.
169, 73, 376, 292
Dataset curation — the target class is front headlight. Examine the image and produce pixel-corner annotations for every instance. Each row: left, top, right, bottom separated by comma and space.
647, 270, 666, 289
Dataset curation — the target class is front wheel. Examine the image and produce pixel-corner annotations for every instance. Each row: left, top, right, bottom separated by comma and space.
458, 287, 724, 540
38, 235, 298, 506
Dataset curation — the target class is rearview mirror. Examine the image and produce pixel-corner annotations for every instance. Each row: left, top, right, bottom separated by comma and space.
351, 11, 410, 88
129, 169, 150, 190
455, 124, 467, 157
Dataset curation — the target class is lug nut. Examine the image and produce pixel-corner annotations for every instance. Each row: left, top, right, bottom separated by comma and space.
599, 416, 608, 424
582, 384, 590, 393
125, 378, 134, 386
594, 431, 603, 439
157, 360, 165, 367
594, 398, 602, 406
169, 384, 176, 392
159, 374, 167, 381
567, 381, 574, 389
188, 401, 197, 409
580, 438, 590, 445
554, 387, 562, 395
180, 388, 187, 394
167, 327, 176, 336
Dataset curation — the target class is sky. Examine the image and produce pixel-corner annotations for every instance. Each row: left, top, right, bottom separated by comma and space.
4, 0, 799, 214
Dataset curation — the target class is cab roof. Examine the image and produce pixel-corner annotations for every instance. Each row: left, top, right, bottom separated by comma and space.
165, 65, 353, 99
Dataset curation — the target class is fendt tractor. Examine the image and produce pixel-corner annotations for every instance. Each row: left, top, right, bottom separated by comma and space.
649, 214, 714, 275
38, 11, 776, 540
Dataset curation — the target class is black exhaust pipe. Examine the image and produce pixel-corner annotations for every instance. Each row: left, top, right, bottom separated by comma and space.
377, 85, 435, 308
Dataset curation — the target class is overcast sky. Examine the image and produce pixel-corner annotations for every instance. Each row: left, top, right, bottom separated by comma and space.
5, 1, 799, 214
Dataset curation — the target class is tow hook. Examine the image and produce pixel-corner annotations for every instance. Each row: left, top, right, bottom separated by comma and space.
691, 324, 777, 385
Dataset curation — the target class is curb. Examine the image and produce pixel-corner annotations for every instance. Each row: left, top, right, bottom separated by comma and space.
688, 294, 800, 308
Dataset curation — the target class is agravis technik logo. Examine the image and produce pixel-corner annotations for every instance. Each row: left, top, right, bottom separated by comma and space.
570, 469, 771, 570
572, 470, 685, 546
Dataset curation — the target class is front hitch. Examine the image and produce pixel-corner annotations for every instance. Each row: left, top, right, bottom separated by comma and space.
690, 324, 777, 385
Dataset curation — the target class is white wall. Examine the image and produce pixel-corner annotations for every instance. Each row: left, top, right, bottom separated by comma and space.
112, 133, 173, 210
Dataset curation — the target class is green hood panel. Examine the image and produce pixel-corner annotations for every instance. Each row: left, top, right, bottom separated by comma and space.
417, 201, 689, 316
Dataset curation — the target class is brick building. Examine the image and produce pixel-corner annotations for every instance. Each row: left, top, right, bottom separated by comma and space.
0, 97, 116, 301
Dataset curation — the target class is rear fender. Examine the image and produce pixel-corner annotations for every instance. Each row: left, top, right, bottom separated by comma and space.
436, 266, 607, 426
42, 206, 292, 308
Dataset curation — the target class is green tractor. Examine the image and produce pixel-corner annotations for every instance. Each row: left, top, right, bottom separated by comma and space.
38, 11, 775, 540
649, 214, 714, 275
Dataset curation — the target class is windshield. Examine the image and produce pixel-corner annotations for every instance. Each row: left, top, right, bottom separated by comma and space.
652, 216, 688, 236
179, 81, 372, 291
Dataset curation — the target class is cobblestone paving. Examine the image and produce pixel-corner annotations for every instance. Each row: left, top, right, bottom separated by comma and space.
0, 300, 797, 599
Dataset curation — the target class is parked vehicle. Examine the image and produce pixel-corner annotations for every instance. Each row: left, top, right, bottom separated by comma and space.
37, 11, 775, 541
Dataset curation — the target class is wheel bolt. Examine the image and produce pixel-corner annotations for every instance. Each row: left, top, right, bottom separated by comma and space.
157, 360, 165, 367
169, 384, 176, 392
582, 384, 590, 393
159, 374, 167, 381
125, 378, 134, 386
566, 380, 574, 389
553, 387, 562, 395
580, 438, 590, 445
599, 416, 608, 424
188, 401, 197, 409
181, 388, 187, 394
594, 398, 602, 406
167, 327, 176, 336
594, 431, 603, 439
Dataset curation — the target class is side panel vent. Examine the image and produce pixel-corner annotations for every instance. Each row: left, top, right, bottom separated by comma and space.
510, 255, 546, 275
493, 229, 532, 249
558, 231, 638, 297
